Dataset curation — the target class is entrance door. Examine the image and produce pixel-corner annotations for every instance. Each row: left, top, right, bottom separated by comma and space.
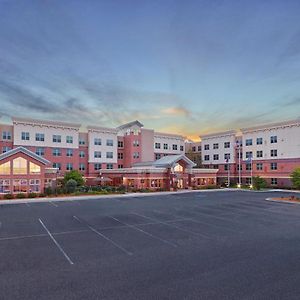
177, 178, 184, 189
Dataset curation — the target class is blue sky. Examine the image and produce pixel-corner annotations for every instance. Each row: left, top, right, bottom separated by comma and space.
0, 0, 300, 140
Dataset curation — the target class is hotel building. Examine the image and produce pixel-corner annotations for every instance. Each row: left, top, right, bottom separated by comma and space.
0, 118, 217, 194
188, 119, 300, 187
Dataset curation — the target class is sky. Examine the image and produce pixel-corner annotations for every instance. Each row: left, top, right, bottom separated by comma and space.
0, 0, 300, 140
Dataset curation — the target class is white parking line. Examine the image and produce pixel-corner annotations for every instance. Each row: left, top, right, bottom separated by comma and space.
49, 201, 58, 207
132, 212, 212, 239
109, 216, 177, 248
39, 218, 74, 265
73, 215, 133, 256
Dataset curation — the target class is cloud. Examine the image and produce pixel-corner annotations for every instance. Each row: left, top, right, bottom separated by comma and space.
161, 106, 191, 117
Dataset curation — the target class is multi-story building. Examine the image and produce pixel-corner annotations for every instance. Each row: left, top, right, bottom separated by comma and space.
0, 117, 201, 194
196, 119, 300, 187
185, 140, 202, 167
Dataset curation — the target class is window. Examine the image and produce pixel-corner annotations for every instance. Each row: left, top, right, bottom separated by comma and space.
21, 132, 30, 141
118, 141, 124, 148
180, 145, 184, 151
94, 151, 101, 158
224, 164, 229, 171
79, 138, 85, 145
271, 178, 278, 185
94, 163, 101, 171
52, 135, 61, 143
66, 149, 73, 157
106, 152, 113, 159
224, 153, 230, 160
29, 162, 41, 174
118, 152, 123, 159
106, 163, 113, 169
246, 151, 253, 159
53, 163, 61, 170
213, 165, 219, 169
66, 136, 73, 144
13, 157, 27, 174
79, 151, 85, 158
163, 143, 168, 150
245, 139, 252, 146
118, 164, 123, 169
29, 179, 40, 192
79, 163, 85, 171
256, 150, 263, 158
256, 138, 263, 145
0, 179, 10, 193
270, 136, 277, 144
204, 155, 210, 161
2, 131, 11, 140
197, 146, 201, 151
133, 140, 139, 147
52, 148, 61, 156
237, 165, 242, 171
94, 138, 101, 145
213, 154, 219, 160
224, 142, 230, 148
270, 162, 277, 170
245, 178, 252, 185
270, 149, 277, 157
35, 133, 45, 142
192, 146, 196, 152
204, 144, 209, 150
172, 144, 178, 151
155, 143, 161, 149
246, 163, 252, 170
133, 152, 139, 159
66, 163, 73, 171
213, 143, 219, 149
106, 139, 114, 146
256, 163, 263, 170
13, 179, 27, 193
36, 147, 45, 156
2, 146, 11, 153
237, 152, 243, 159
0, 161, 10, 175
155, 153, 161, 160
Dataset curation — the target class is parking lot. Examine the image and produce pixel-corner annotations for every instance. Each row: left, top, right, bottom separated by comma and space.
1, 190, 300, 299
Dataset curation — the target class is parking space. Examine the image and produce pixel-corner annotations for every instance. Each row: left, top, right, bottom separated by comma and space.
1, 191, 300, 299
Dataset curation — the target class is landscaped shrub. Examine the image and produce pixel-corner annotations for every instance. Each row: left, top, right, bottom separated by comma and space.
45, 187, 53, 196
3, 193, 14, 199
38, 193, 46, 197
65, 179, 77, 193
252, 176, 267, 190
16, 193, 26, 199
291, 168, 300, 190
27, 193, 38, 198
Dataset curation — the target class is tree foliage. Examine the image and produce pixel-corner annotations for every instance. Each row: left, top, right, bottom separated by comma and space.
252, 176, 267, 190
65, 179, 78, 193
291, 168, 300, 190
63, 170, 84, 186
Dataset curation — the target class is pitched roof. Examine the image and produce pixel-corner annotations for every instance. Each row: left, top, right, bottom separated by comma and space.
117, 120, 144, 130
0, 147, 50, 165
133, 154, 196, 168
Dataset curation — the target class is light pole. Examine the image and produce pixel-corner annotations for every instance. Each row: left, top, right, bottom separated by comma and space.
237, 141, 241, 188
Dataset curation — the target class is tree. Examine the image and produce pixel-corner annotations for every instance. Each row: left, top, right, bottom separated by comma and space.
63, 170, 84, 186
252, 176, 267, 190
291, 168, 300, 190
65, 179, 77, 193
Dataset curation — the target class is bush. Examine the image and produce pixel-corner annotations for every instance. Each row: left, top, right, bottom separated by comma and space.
45, 187, 53, 196
65, 179, 77, 193
16, 193, 26, 199
27, 193, 38, 198
39, 193, 46, 197
64, 170, 84, 187
252, 176, 267, 190
291, 168, 300, 190
3, 193, 14, 199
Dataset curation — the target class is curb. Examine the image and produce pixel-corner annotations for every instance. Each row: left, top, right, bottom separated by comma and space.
265, 197, 300, 205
